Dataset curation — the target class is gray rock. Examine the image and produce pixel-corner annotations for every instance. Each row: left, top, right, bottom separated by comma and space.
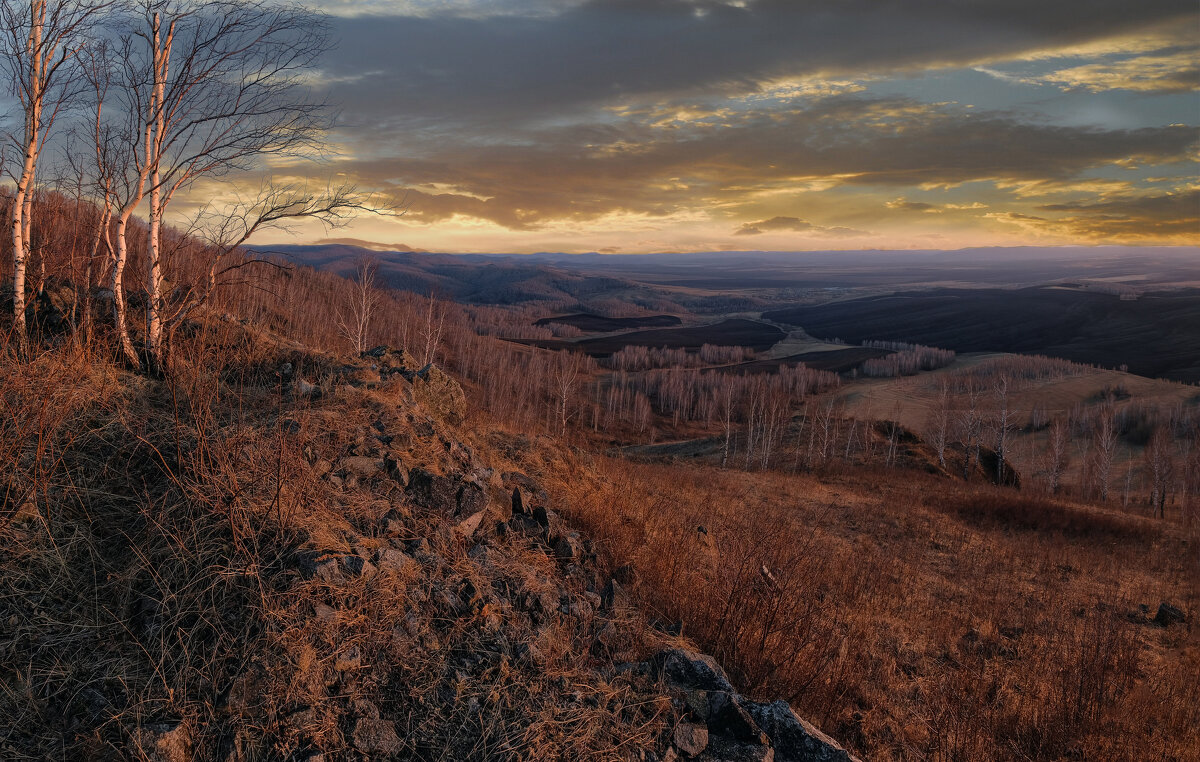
651, 648, 736, 694
296, 551, 344, 583
384, 455, 408, 486
699, 738, 774, 762
511, 486, 525, 515
341, 555, 376, 578
707, 691, 765, 744
551, 534, 581, 562
744, 700, 859, 762
406, 468, 460, 513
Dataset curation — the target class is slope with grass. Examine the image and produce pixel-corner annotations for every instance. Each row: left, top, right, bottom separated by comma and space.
0, 323, 858, 761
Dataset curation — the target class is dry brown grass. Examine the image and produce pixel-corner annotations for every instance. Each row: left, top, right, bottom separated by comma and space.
0, 325, 677, 760
527, 452, 1200, 761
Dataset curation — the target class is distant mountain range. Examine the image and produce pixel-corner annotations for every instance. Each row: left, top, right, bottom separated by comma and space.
249, 243, 1200, 312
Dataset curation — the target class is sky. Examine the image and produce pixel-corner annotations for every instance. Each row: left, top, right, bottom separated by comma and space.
252, 0, 1200, 253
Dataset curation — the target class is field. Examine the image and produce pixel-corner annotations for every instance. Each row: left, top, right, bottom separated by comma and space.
533, 313, 682, 331
531, 453, 1200, 762
764, 286, 1200, 382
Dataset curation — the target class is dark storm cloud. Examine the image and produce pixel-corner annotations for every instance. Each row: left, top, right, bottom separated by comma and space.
321, 0, 1197, 131
316, 96, 1197, 230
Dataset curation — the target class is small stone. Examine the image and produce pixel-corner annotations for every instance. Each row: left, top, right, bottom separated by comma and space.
385, 455, 408, 486
335, 645, 362, 672
673, 720, 709, 757
340, 456, 384, 479
132, 722, 191, 762
377, 549, 415, 575
352, 718, 402, 756
341, 555, 376, 578
551, 534, 579, 562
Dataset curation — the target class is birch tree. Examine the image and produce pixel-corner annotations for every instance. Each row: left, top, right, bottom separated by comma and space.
1045, 416, 1070, 494
336, 255, 378, 355
110, 0, 331, 370
1, 0, 108, 348
1143, 426, 1174, 519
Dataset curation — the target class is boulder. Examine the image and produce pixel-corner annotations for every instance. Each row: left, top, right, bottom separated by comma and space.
651, 648, 736, 694
1154, 601, 1186, 627
406, 469, 460, 513
409, 364, 466, 423
706, 691, 764, 744
551, 533, 581, 562
744, 700, 858, 762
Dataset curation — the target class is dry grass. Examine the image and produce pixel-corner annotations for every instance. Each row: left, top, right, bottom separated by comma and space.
528, 452, 1200, 761
0, 326, 676, 760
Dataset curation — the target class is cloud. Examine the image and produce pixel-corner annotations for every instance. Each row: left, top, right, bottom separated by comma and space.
312, 96, 1196, 233
313, 237, 429, 252
246, 1, 1200, 249
321, 0, 1198, 132
734, 216, 866, 237
979, 48, 1200, 93
887, 199, 942, 213
1033, 189, 1200, 240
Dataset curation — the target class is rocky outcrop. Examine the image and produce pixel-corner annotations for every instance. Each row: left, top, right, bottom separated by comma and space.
649, 648, 861, 762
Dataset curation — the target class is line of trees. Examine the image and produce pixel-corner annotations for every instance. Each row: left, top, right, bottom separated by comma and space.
859, 341, 955, 378
607, 343, 755, 372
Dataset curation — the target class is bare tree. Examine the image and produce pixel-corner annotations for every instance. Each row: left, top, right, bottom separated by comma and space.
336, 255, 379, 355
103, 0, 331, 370
417, 291, 446, 366
1, 0, 108, 347
552, 350, 583, 435
1144, 426, 1174, 519
993, 373, 1016, 483
1090, 403, 1119, 502
173, 180, 371, 349
926, 378, 951, 470
1045, 416, 1070, 494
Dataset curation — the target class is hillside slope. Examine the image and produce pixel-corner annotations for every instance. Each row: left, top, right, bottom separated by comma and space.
0, 325, 857, 761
